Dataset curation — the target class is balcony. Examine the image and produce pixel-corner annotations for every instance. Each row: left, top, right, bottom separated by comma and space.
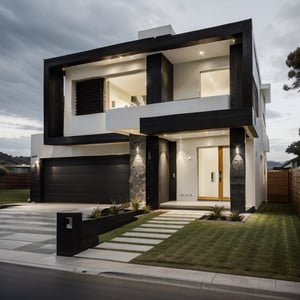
106, 95, 230, 134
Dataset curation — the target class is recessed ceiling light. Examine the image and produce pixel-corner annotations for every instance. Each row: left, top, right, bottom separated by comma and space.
199, 51, 204, 56
231, 39, 235, 44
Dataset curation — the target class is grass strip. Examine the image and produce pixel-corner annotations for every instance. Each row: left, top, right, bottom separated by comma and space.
0, 189, 29, 204
133, 203, 300, 282
99, 211, 163, 242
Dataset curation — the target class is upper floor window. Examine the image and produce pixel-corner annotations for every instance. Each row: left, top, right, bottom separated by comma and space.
75, 78, 104, 115
106, 72, 146, 110
200, 69, 229, 98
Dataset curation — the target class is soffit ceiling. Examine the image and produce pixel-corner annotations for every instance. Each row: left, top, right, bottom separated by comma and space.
67, 39, 233, 71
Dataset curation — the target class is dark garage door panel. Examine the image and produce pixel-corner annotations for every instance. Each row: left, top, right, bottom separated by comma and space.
43, 155, 129, 203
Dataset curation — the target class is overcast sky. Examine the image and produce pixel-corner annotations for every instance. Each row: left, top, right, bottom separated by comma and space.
0, 0, 299, 162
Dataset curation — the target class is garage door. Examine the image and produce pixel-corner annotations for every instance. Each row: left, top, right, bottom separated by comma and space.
43, 155, 129, 203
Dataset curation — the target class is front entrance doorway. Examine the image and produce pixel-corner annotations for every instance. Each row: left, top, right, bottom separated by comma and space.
197, 146, 230, 201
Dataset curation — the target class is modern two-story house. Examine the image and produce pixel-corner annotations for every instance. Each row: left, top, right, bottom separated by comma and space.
31, 19, 270, 212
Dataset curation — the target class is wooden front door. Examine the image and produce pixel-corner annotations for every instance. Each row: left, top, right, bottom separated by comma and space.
198, 146, 230, 201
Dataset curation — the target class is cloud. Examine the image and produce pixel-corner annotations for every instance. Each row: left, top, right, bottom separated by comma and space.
0, 136, 31, 157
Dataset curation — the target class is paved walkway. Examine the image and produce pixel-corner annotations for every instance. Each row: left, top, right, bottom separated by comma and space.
76, 210, 205, 262
0, 203, 299, 298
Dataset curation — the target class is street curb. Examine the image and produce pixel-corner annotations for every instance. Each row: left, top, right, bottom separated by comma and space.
101, 271, 300, 299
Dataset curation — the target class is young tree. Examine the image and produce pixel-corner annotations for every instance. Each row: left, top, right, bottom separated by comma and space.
286, 140, 300, 157
283, 47, 300, 92
0, 165, 9, 176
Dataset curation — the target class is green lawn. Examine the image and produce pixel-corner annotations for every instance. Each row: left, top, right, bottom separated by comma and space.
0, 189, 29, 205
133, 203, 300, 282
99, 211, 163, 242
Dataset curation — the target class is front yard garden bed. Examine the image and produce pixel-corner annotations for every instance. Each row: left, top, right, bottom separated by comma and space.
133, 203, 300, 282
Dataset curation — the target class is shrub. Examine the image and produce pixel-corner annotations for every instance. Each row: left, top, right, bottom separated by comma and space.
88, 207, 102, 219
120, 202, 130, 210
131, 197, 141, 211
0, 165, 9, 176
229, 210, 241, 222
109, 205, 121, 215
142, 204, 151, 214
209, 205, 224, 220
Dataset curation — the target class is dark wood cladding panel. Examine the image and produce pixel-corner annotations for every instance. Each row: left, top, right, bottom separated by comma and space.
147, 54, 173, 104
161, 54, 173, 101
147, 54, 162, 104
44, 133, 128, 146
146, 136, 159, 209
230, 43, 243, 109
140, 108, 256, 135
242, 27, 253, 108
169, 141, 177, 201
44, 67, 64, 138
43, 155, 129, 203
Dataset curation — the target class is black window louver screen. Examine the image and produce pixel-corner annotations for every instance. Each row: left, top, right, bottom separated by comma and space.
75, 78, 104, 115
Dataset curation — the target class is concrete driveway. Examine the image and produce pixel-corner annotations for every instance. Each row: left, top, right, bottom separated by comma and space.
0, 203, 103, 255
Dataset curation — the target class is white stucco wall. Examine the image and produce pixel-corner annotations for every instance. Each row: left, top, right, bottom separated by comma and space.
64, 59, 146, 137
31, 134, 129, 165
106, 95, 229, 133
176, 135, 229, 201
173, 56, 229, 100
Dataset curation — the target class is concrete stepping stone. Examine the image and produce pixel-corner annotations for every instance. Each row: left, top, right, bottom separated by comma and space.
133, 227, 177, 233
141, 224, 184, 229
112, 237, 163, 245
148, 220, 189, 225
123, 232, 171, 239
76, 248, 141, 262
95, 242, 153, 252
154, 217, 195, 221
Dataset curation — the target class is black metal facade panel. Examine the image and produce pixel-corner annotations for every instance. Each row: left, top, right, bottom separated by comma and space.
230, 43, 243, 109
140, 108, 256, 135
146, 53, 173, 104
45, 19, 252, 68
43, 155, 129, 203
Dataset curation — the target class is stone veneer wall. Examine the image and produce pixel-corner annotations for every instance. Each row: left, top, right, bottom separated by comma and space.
129, 134, 146, 202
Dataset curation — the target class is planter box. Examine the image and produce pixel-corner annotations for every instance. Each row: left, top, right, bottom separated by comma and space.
57, 211, 136, 256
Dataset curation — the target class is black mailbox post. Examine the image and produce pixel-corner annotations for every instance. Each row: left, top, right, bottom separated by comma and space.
57, 212, 82, 256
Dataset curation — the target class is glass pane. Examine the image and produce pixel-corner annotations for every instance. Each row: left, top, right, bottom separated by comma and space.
200, 69, 229, 97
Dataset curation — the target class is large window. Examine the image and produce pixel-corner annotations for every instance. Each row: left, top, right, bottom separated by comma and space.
200, 69, 229, 98
75, 78, 104, 115
106, 72, 146, 110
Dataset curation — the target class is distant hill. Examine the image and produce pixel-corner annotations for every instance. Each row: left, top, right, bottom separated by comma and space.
0, 152, 30, 165
267, 160, 283, 170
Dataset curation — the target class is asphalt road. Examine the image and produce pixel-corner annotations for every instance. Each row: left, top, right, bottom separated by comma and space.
0, 262, 287, 300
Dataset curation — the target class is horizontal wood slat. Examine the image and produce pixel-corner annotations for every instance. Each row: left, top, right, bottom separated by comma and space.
75, 78, 104, 115
267, 170, 289, 203
0, 173, 30, 189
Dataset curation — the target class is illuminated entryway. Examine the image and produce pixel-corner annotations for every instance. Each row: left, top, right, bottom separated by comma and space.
197, 146, 230, 201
